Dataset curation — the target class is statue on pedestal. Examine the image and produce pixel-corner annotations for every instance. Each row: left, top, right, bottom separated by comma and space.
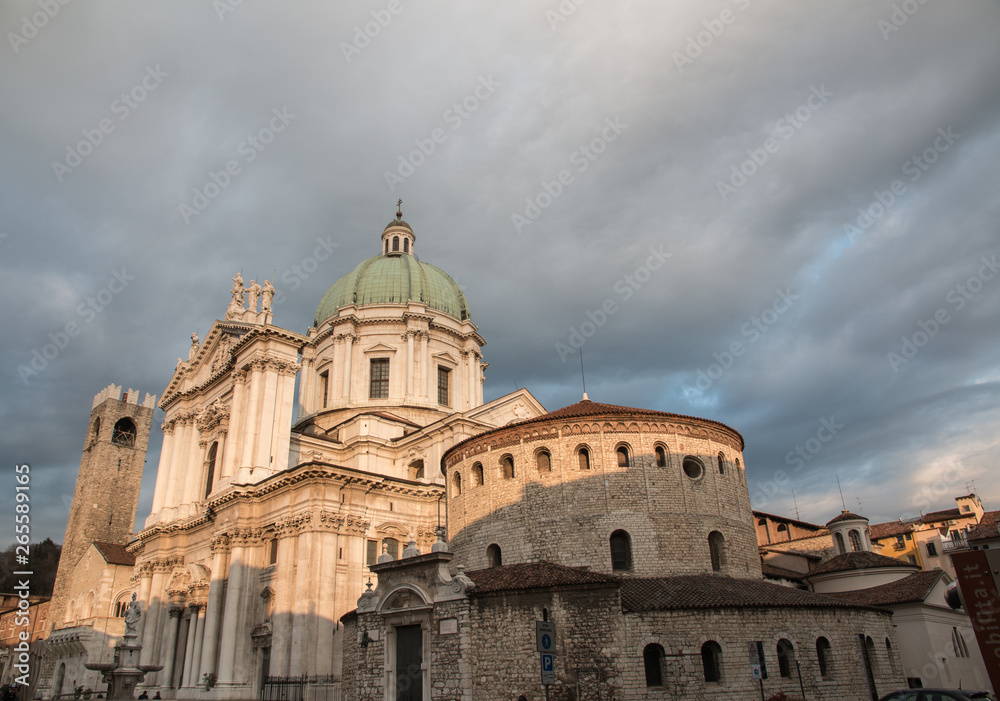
226, 273, 247, 320
262, 280, 275, 313
247, 280, 262, 312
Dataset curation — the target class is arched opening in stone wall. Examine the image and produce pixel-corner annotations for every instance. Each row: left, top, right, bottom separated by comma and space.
616, 445, 630, 467
205, 441, 218, 497
708, 531, 726, 572
486, 544, 502, 567
776, 523, 789, 541
578, 446, 591, 470
111, 417, 137, 447
717, 452, 725, 474
777, 639, 795, 678
472, 462, 484, 486
610, 530, 632, 571
536, 449, 551, 472
864, 636, 879, 676
89, 417, 101, 447
452, 471, 462, 496
849, 529, 863, 552
654, 445, 667, 468
643, 643, 665, 687
701, 641, 723, 682
816, 637, 833, 678
392, 236, 399, 252
500, 455, 515, 479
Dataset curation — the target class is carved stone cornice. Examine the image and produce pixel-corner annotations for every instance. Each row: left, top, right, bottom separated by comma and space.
210, 535, 231, 554
318, 511, 370, 535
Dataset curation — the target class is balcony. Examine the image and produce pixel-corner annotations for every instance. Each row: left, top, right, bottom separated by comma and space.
942, 535, 969, 552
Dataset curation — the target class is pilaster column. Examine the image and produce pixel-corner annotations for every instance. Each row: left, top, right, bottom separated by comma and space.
288, 529, 316, 676
163, 418, 189, 508
185, 603, 205, 688
223, 371, 246, 478
180, 418, 203, 505
150, 423, 175, 513
140, 565, 168, 672
270, 530, 295, 677
272, 368, 296, 473
405, 332, 415, 400
314, 530, 337, 676
254, 362, 279, 469
341, 334, 355, 402
216, 537, 247, 683
184, 440, 208, 505
135, 567, 153, 646
241, 361, 264, 468
300, 357, 315, 416
181, 604, 199, 687
198, 538, 229, 681
423, 333, 433, 401
159, 604, 184, 689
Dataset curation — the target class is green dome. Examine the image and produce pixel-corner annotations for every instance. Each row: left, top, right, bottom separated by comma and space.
314, 254, 470, 326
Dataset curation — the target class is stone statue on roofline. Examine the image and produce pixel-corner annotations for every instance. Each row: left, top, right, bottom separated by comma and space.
262, 280, 275, 312
247, 279, 262, 312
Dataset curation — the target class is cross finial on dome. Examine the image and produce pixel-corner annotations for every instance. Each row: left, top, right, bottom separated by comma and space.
396, 199, 403, 220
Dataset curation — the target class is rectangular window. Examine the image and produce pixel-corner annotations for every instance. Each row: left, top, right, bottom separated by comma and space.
384, 537, 400, 560
366, 539, 378, 566
370, 358, 389, 399
437, 366, 450, 406
926, 542, 938, 557
319, 370, 329, 409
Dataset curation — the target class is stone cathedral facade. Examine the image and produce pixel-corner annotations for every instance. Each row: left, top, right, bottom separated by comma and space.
42, 211, 906, 701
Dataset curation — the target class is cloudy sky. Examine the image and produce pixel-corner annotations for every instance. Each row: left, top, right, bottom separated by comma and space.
3, 1, 999, 544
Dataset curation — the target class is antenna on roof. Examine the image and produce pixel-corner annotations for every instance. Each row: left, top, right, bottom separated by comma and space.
836, 474, 846, 510
966, 480, 979, 499
580, 349, 588, 401
792, 490, 800, 521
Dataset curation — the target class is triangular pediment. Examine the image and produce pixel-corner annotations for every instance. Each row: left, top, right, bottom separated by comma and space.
363, 343, 397, 354
375, 521, 410, 537
431, 351, 458, 365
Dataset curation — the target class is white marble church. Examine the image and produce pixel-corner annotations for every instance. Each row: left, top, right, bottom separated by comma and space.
43, 209, 546, 700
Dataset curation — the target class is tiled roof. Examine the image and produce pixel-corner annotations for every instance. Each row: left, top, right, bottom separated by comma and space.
753, 511, 825, 531
93, 541, 136, 566
827, 511, 866, 525
467, 561, 619, 594
969, 510, 1000, 541
922, 508, 962, 523
761, 564, 806, 582
620, 575, 880, 612
445, 399, 743, 458
827, 571, 945, 607
869, 520, 916, 540
807, 551, 917, 577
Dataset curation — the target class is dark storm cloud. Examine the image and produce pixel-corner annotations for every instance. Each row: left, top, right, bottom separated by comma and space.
2, 0, 999, 542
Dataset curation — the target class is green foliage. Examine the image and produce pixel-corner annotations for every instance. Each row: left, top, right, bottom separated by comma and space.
201, 673, 217, 690
0, 538, 61, 595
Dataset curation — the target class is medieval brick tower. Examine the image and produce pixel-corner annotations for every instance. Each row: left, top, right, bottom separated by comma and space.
48, 384, 156, 633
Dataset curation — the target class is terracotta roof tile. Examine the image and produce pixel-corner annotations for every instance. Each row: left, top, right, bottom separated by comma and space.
922, 508, 962, 523
869, 520, 916, 540
620, 575, 881, 612
827, 571, 945, 607
92, 541, 136, 566
467, 561, 619, 594
761, 564, 807, 582
969, 511, 1000, 541
808, 551, 918, 577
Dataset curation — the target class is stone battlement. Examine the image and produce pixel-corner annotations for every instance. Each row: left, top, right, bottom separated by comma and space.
92, 383, 157, 409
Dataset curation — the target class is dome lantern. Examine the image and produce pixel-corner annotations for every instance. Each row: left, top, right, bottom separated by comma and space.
380, 200, 416, 257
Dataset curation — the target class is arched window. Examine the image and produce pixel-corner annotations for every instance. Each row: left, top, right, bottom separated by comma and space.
486, 544, 502, 567
643, 643, 665, 687
816, 637, 832, 678
776, 523, 789, 541
708, 531, 726, 572
682, 456, 703, 479
89, 417, 101, 447
392, 236, 399, 252
701, 641, 723, 682
886, 637, 898, 674
776, 639, 795, 678
849, 529, 863, 552
610, 530, 632, 571
204, 442, 218, 497
501, 455, 515, 479
384, 239, 389, 254
654, 446, 667, 468
472, 462, 484, 486
717, 452, 725, 474
864, 636, 878, 676
403, 238, 409, 253
616, 445, 630, 468
111, 418, 137, 447
578, 447, 591, 470
735, 458, 741, 469
536, 450, 551, 472
757, 517, 767, 527
452, 471, 462, 496
834, 531, 847, 555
